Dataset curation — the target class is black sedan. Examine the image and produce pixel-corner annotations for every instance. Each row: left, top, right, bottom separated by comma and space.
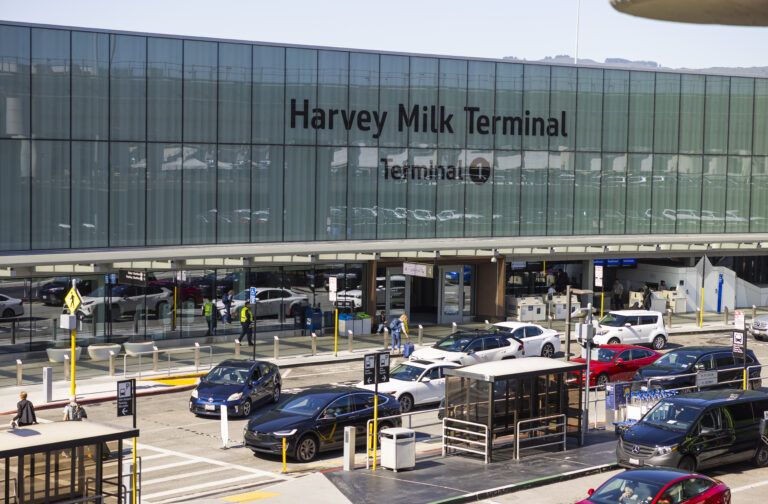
244, 385, 401, 462
190, 359, 281, 417
39, 278, 93, 305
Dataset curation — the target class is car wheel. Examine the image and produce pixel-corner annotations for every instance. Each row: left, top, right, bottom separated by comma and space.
295, 434, 318, 462
596, 373, 609, 387
241, 398, 252, 417
272, 384, 281, 403
755, 443, 768, 467
541, 343, 555, 358
652, 335, 666, 350
398, 394, 414, 413
678, 456, 696, 472
2, 308, 13, 318
608, 337, 621, 345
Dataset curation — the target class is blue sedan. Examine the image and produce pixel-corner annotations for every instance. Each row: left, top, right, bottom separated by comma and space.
189, 359, 281, 417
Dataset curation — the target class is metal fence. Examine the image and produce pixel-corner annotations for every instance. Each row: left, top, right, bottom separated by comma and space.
515, 414, 567, 460
122, 345, 213, 378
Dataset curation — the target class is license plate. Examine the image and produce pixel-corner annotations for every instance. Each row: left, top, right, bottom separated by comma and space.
629, 457, 640, 465
205, 404, 216, 411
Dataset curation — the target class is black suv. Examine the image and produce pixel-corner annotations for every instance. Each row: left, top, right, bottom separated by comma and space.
634, 346, 761, 390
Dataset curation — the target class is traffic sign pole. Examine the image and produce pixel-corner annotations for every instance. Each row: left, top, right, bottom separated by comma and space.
64, 280, 83, 397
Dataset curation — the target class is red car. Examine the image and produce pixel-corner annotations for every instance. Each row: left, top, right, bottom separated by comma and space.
577, 468, 730, 504
571, 344, 661, 386
149, 281, 203, 307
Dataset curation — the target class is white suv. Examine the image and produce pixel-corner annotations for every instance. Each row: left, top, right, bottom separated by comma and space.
592, 310, 668, 350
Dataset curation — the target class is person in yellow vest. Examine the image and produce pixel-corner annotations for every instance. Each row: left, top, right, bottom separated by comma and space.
240, 304, 254, 345
202, 298, 216, 336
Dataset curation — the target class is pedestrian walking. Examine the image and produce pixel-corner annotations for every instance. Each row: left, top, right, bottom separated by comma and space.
240, 304, 254, 345
10, 391, 37, 428
63, 395, 87, 421
612, 279, 624, 310
202, 298, 217, 336
222, 289, 234, 325
390, 314, 408, 355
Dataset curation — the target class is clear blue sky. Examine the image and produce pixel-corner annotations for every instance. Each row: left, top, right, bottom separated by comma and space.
1, 0, 765, 69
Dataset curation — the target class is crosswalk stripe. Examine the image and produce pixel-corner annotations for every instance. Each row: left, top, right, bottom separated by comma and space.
140, 453, 172, 461
142, 459, 197, 473
141, 474, 265, 500
142, 466, 228, 485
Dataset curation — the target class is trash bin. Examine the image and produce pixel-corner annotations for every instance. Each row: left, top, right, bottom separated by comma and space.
380, 427, 415, 472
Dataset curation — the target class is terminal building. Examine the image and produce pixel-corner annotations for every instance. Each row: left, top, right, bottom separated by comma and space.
1, 20, 768, 355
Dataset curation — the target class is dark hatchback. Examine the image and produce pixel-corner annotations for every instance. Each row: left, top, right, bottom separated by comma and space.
190, 360, 281, 417
634, 346, 761, 390
39, 278, 93, 305
244, 385, 401, 462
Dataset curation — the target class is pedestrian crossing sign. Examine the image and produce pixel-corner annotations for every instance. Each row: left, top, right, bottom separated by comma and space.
64, 287, 81, 314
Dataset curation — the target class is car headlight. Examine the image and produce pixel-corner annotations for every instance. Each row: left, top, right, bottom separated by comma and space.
191, 389, 198, 399
596, 330, 607, 336
272, 429, 297, 437
656, 444, 677, 455
227, 392, 243, 401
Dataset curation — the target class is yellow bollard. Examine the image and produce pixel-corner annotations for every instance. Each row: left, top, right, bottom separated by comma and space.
70, 328, 76, 397
334, 309, 338, 357
744, 369, 748, 391
700, 288, 704, 327
282, 437, 287, 473
372, 393, 378, 471
600, 291, 604, 318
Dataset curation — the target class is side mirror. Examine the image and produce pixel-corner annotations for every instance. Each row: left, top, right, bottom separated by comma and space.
624, 323, 631, 327
321, 412, 336, 422
616, 359, 624, 365
587, 489, 595, 496
422, 377, 431, 383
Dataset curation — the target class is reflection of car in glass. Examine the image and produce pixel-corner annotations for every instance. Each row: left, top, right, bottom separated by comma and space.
593, 310, 668, 350
334, 287, 363, 310
616, 390, 768, 472
190, 359, 280, 417
410, 331, 524, 365
216, 288, 309, 319
0, 293, 24, 318
149, 281, 203, 306
749, 313, 768, 341
570, 344, 661, 386
490, 321, 561, 358
39, 278, 94, 305
356, 360, 459, 413
244, 386, 401, 462
577, 468, 730, 504
71, 284, 172, 320
633, 346, 761, 390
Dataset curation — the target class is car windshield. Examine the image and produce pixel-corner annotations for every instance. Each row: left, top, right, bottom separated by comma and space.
588, 475, 664, 504
588, 348, 619, 363
653, 351, 698, 370
599, 313, 628, 327
642, 399, 703, 432
204, 366, 249, 385
389, 364, 424, 382
233, 290, 249, 301
489, 326, 514, 336
434, 334, 475, 352
274, 393, 336, 417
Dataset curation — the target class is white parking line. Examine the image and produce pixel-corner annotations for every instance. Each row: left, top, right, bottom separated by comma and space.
731, 479, 768, 493
141, 474, 264, 500
281, 368, 292, 378
141, 459, 198, 473
139, 453, 172, 461
142, 466, 228, 485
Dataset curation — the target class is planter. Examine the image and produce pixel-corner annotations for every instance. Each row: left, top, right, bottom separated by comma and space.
47, 346, 82, 363
123, 341, 155, 356
87, 343, 122, 361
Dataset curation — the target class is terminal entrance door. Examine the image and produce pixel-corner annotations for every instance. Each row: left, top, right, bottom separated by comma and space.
439, 265, 469, 325
385, 267, 409, 321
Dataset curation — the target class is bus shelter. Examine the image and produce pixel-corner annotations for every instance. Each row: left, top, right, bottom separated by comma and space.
442, 357, 586, 462
0, 421, 139, 504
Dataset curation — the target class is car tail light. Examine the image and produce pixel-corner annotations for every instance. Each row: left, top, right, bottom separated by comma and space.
517, 344, 523, 351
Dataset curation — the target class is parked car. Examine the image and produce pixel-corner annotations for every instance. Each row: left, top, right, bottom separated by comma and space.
244, 385, 401, 462
39, 278, 93, 305
577, 468, 730, 504
0, 293, 24, 318
216, 287, 309, 319
71, 284, 172, 320
491, 321, 561, 358
190, 359, 281, 417
150, 280, 203, 306
616, 389, 768, 472
593, 310, 668, 350
410, 330, 524, 365
633, 346, 761, 390
749, 313, 768, 340
356, 360, 459, 413
570, 344, 662, 387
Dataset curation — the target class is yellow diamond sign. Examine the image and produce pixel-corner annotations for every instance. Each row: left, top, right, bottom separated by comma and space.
64, 287, 81, 314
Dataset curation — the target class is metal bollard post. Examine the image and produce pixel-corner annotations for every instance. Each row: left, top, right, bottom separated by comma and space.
384, 328, 389, 348
153, 346, 159, 372
667, 309, 672, 329
53, 318, 57, 341
696, 308, 701, 327
42, 366, 52, 403
348, 329, 353, 353
274, 336, 279, 360
11, 320, 16, 345
724, 307, 729, 324
16, 359, 22, 386
484, 319, 490, 328
194, 342, 200, 372
418, 325, 423, 346
109, 351, 115, 376
452, 322, 457, 334
312, 332, 317, 356
234, 339, 241, 359
548, 315, 553, 329
753, 305, 757, 322
64, 354, 70, 381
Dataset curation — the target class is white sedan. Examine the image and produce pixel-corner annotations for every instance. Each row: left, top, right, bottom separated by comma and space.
356, 360, 459, 413
0, 293, 24, 318
491, 322, 561, 358
74, 284, 172, 320
410, 331, 525, 366
217, 288, 309, 319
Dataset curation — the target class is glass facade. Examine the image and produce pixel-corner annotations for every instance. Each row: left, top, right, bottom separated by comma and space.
2, 23, 768, 253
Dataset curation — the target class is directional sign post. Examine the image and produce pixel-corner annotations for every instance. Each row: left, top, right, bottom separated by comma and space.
364, 352, 390, 471
63, 282, 82, 397
117, 378, 138, 504
64, 287, 81, 314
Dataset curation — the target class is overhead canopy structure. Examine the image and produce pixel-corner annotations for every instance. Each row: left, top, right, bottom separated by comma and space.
610, 0, 768, 26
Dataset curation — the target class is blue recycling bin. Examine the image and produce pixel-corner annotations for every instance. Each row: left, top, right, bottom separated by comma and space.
305, 307, 323, 333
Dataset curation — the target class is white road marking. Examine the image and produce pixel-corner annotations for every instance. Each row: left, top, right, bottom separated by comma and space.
139, 453, 172, 461
141, 474, 265, 500
141, 459, 198, 473
281, 368, 292, 378
142, 466, 228, 485
731, 479, 768, 493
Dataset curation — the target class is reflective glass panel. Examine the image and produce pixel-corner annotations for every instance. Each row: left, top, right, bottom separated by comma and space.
725, 156, 750, 233
31, 140, 69, 249
600, 154, 627, 234
146, 143, 181, 245
547, 151, 574, 235
183, 40, 217, 143
72, 141, 108, 247
626, 154, 652, 234
218, 145, 251, 243
253, 45, 285, 144
285, 48, 317, 146
676, 155, 702, 233
679, 74, 704, 154
653, 73, 680, 154
252, 145, 283, 242
467, 61, 495, 150
628, 71, 653, 152
520, 150, 547, 236
316, 146, 347, 240
751, 157, 768, 232
492, 151, 521, 236
0, 25, 30, 139
728, 77, 754, 155
439, 59, 467, 149
576, 67, 602, 151
72, 31, 108, 140
349, 53, 379, 148
110, 35, 146, 141
603, 70, 629, 152
549, 66, 576, 151
31, 28, 69, 139
435, 148, 464, 237
409, 57, 438, 148
651, 154, 678, 234
317, 51, 348, 146
701, 156, 726, 233
284, 146, 315, 240
573, 153, 601, 234
377, 147, 407, 238
182, 144, 216, 244
347, 147, 378, 239
704, 76, 729, 154
494, 63, 523, 150
465, 150, 493, 237
218, 43, 251, 144
379, 55, 408, 147
755, 80, 768, 156
110, 142, 146, 246
407, 148, 436, 238
147, 37, 182, 142
522, 65, 550, 151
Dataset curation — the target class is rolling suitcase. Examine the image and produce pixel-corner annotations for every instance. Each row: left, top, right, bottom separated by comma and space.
403, 342, 414, 358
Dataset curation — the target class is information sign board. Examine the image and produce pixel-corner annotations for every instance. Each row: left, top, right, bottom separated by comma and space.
117, 379, 135, 417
